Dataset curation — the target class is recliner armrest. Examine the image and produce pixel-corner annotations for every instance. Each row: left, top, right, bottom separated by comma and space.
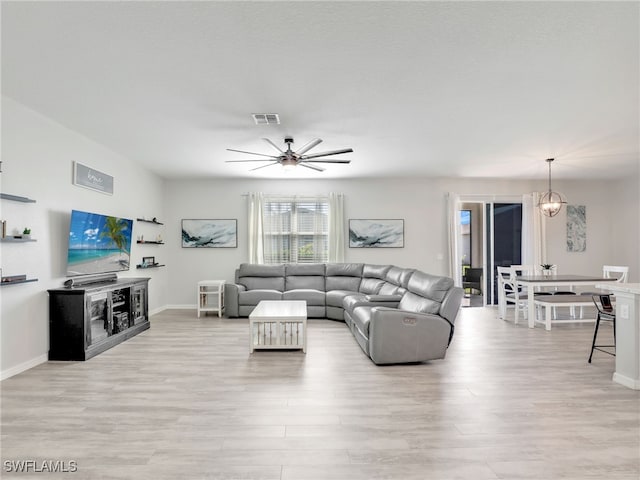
366, 307, 455, 364
224, 283, 246, 318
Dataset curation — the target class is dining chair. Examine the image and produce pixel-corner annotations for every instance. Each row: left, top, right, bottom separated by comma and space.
540, 266, 577, 319
496, 266, 512, 319
506, 265, 550, 324
579, 265, 629, 317
588, 294, 616, 363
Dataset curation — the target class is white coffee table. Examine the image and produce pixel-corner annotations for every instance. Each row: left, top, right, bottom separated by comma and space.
249, 300, 307, 353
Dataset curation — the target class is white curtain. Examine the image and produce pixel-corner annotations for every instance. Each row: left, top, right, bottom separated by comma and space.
521, 192, 546, 268
446, 192, 463, 287
328, 192, 345, 263
247, 192, 264, 264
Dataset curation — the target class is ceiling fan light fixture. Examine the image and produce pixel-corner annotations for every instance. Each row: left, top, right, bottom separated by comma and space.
538, 158, 567, 217
225, 137, 352, 173
281, 158, 297, 171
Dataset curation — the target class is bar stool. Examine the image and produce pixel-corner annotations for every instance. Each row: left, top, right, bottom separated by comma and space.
588, 294, 616, 363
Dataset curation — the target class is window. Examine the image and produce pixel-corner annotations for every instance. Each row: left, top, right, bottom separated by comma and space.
263, 197, 329, 264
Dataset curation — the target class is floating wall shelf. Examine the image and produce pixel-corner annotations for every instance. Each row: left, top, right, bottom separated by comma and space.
1, 237, 37, 243
136, 218, 164, 225
136, 264, 166, 270
136, 241, 164, 245
1, 278, 38, 286
0, 193, 36, 203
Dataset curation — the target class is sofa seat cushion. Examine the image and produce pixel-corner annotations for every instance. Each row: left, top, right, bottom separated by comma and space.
283, 289, 325, 305
351, 306, 374, 336
342, 293, 368, 313
238, 289, 282, 305
326, 289, 360, 307
343, 293, 403, 316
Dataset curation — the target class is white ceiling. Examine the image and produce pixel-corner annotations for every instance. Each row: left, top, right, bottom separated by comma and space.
2, 1, 638, 181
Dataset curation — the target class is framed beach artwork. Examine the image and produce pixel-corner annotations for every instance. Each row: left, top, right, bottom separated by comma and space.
181, 219, 237, 248
349, 219, 404, 248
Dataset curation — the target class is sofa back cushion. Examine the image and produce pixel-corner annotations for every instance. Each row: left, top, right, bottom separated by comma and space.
363, 264, 391, 279
378, 266, 413, 295
325, 263, 363, 292
285, 263, 326, 291
359, 278, 385, 294
378, 283, 403, 295
398, 270, 454, 314
358, 264, 391, 294
237, 263, 285, 291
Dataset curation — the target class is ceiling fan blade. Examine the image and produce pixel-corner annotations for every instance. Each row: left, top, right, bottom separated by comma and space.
300, 148, 353, 160
225, 159, 275, 163
226, 148, 279, 159
295, 138, 322, 156
299, 163, 325, 172
249, 162, 280, 171
262, 138, 285, 154
300, 159, 351, 164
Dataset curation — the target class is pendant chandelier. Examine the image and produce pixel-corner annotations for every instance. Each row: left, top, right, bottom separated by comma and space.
538, 158, 566, 217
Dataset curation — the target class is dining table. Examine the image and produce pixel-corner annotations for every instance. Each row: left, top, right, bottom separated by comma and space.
515, 275, 618, 328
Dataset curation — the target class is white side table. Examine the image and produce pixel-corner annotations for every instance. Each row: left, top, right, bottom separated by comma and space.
197, 280, 225, 318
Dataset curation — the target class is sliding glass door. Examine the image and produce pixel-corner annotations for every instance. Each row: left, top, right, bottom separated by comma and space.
486, 203, 523, 304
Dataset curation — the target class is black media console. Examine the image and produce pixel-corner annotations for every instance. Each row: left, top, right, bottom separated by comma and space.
48, 277, 149, 360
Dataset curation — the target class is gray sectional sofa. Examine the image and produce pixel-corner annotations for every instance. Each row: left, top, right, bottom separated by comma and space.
225, 263, 463, 364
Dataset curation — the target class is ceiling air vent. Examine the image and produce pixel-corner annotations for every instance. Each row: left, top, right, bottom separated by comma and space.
252, 113, 280, 125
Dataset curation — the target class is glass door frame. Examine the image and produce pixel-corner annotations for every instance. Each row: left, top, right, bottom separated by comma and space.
456, 195, 523, 307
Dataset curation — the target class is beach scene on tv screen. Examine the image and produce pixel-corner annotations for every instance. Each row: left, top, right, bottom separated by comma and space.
67, 210, 133, 276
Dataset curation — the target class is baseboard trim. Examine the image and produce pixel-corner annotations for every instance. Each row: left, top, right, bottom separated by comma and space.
163, 304, 197, 310
149, 305, 170, 316
612, 372, 640, 390
1, 353, 48, 381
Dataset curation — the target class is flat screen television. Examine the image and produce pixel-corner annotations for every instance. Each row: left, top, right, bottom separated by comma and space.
66, 209, 133, 277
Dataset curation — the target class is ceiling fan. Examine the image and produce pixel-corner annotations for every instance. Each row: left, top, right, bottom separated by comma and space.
225, 137, 353, 172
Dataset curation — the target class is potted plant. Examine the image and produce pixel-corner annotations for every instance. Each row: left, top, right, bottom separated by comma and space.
540, 263, 555, 276
22, 227, 31, 240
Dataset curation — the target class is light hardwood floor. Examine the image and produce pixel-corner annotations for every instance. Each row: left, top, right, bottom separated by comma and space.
2, 307, 639, 479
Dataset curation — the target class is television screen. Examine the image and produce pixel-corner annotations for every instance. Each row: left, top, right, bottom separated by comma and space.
66, 210, 133, 276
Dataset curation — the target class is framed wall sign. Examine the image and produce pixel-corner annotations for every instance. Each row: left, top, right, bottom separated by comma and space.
349, 219, 404, 248
73, 162, 114, 195
181, 219, 237, 248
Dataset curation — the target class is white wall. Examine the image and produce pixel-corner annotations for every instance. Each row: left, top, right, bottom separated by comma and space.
164, 175, 639, 306
0, 97, 166, 379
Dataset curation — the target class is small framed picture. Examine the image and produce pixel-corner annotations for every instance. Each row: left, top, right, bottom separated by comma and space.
142, 256, 155, 267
